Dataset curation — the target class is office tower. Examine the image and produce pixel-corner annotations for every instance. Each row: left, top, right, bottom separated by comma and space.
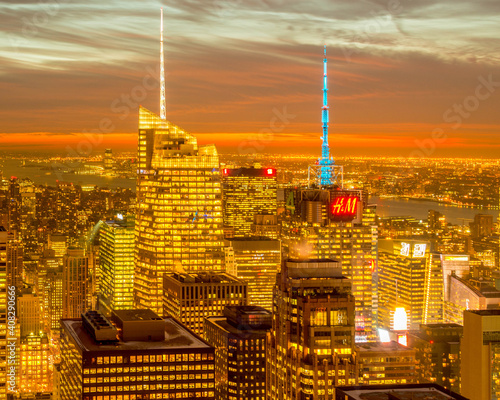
17, 288, 42, 337
62, 248, 89, 319
6, 229, 23, 288
103, 148, 114, 170
55, 182, 81, 242
281, 188, 375, 341
357, 341, 417, 385
461, 310, 500, 400
336, 383, 468, 400
19, 178, 37, 252
204, 306, 272, 400
134, 111, 224, 314
222, 166, 277, 238
267, 259, 360, 400
378, 239, 443, 330
163, 271, 247, 334
439, 254, 470, 300
18, 334, 52, 394
8, 176, 21, 232
408, 323, 462, 393
59, 309, 216, 400
46, 266, 63, 333
0, 227, 7, 400
48, 234, 67, 262
446, 275, 500, 324
98, 215, 135, 316
224, 237, 281, 310
470, 213, 494, 238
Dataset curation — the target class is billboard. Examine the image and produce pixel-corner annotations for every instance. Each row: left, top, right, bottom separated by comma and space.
329, 190, 362, 222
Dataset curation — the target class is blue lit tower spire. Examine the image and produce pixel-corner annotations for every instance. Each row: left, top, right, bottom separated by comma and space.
318, 45, 334, 186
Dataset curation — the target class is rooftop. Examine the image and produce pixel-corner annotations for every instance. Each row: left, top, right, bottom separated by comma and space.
165, 271, 244, 284
61, 317, 211, 352
205, 316, 270, 338
112, 309, 163, 322
467, 309, 500, 316
336, 384, 468, 400
357, 341, 415, 353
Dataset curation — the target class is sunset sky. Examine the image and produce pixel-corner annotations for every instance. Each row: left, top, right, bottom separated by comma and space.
1, 0, 499, 157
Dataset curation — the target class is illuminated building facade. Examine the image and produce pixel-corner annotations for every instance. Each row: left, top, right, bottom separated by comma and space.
446, 275, 500, 324
204, 306, 271, 400
18, 334, 52, 394
408, 323, 462, 392
224, 237, 281, 310
134, 106, 224, 315
44, 264, 63, 332
6, 230, 23, 288
222, 166, 277, 238
461, 310, 500, 400
98, 215, 135, 316
62, 248, 89, 319
281, 188, 375, 341
17, 289, 42, 337
48, 234, 67, 263
59, 309, 215, 400
357, 341, 417, 385
163, 272, 247, 334
251, 214, 279, 239
470, 213, 494, 238
103, 149, 114, 170
378, 239, 442, 330
267, 259, 360, 400
56, 182, 81, 243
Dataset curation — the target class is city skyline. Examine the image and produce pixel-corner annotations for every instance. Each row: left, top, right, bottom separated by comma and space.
1, 1, 499, 157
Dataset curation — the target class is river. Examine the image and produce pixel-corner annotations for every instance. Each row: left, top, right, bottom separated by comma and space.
371, 196, 498, 225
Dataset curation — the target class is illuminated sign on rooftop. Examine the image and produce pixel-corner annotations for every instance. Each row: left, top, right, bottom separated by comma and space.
330, 195, 359, 221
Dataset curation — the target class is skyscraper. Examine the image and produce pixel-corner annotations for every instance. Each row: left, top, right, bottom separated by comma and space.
204, 306, 272, 400
163, 271, 247, 334
281, 188, 375, 341
461, 310, 500, 400
98, 214, 135, 315
134, 11, 224, 314
59, 309, 216, 399
378, 239, 442, 330
267, 259, 360, 399
222, 166, 277, 238
62, 248, 89, 319
224, 237, 281, 311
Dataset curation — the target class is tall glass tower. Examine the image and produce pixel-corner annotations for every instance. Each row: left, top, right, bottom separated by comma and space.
134, 11, 224, 314
134, 107, 224, 314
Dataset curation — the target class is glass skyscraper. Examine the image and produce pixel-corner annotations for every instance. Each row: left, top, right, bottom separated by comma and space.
134, 106, 224, 314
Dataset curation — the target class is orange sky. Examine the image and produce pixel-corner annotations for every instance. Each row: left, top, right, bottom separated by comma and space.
1, 1, 499, 157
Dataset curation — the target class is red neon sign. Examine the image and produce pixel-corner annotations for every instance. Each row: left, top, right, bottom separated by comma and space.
330, 196, 359, 219
266, 168, 275, 176
222, 168, 229, 176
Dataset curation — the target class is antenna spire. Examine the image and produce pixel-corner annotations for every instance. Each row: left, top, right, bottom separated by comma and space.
160, 8, 166, 120
318, 45, 334, 186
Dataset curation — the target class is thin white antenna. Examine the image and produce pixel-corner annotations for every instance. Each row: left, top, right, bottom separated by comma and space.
160, 7, 166, 120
